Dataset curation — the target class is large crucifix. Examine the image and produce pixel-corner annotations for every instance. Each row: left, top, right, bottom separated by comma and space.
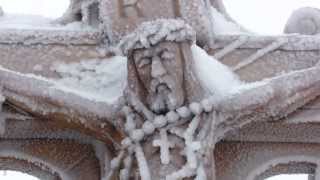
1, 1, 320, 180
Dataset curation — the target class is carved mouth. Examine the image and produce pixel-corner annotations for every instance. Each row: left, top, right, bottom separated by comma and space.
156, 83, 170, 93
151, 77, 173, 93
150, 83, 172, 114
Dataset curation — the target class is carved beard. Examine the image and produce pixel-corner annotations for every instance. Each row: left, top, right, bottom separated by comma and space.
148, 76, 183, 114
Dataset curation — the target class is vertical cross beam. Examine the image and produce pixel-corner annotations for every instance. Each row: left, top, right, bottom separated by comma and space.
172, 0, 181, 17
118, 0, 144, 18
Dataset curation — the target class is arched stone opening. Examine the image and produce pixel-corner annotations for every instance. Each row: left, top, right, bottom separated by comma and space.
0, 100, 119, 180
214, 140, 320, 180
0, 157, 61, 180
0, 170, 42, 180
256, 162, 317, 180
246, 156, 320, 180
0, 139, 101, 180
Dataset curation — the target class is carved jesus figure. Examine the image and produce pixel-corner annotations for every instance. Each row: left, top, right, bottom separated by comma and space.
120, 19, 206, 116
132, 42, 185, 113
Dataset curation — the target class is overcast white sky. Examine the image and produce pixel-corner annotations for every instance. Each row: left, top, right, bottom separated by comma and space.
0, 0, 320, 34
224, 0, 320, 34
0, 0, 69, 18
0, 0, 317, 180
0, 171, 39, 180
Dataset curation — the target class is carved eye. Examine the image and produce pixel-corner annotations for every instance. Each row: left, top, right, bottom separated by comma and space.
138, 58, 151, 68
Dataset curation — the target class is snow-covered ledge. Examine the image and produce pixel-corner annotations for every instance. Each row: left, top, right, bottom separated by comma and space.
247, 156, 320, 180
212, 34, 320, 51
0, 29, 101, 45
0, 15, 101, 45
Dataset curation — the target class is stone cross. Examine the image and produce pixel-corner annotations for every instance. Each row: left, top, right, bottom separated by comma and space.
152, 129, 175, 164
101, 0, 213, 46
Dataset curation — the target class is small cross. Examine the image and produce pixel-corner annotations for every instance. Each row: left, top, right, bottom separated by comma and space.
152, 129, 175, 164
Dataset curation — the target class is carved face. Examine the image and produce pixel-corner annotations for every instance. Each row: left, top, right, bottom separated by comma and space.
133, 42, 184, 114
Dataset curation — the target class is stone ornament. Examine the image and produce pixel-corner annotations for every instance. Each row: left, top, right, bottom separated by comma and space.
284, 7, 320, 35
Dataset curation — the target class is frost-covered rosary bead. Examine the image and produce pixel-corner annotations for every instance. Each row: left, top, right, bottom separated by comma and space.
110, 151, 125, 170
166, 111, 180, 123
130, 129, 145, 142
122, 106, 133, 115
201, 98, 213, 112
153, 115, 168, 128
189, 102, 203, 115
176, 106, 192, 118
121, 137, 133, 148
142, 121, 156, 135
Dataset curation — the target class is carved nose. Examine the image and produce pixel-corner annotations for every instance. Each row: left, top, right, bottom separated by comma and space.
151, 56, 167, 78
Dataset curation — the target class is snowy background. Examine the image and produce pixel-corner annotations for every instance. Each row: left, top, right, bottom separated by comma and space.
0, 0, 318, 179
0, 0, 69, 18
224, 0, 320, 34
0, 171, 40, 180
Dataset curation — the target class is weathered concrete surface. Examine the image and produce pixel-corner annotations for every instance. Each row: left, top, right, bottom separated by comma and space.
222, 96, 320, 144
224, 121, 320, 144
209, 35, 320, 82
215, 142, 320, 180
256, 162, 316, 180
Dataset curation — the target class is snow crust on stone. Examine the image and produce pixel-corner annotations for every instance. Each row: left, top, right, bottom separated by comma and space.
0, 55, 126, 105
0, 14, 95, 31
210, 7, 246, 35
52, 56, 127, 103
191, 44, 243, 99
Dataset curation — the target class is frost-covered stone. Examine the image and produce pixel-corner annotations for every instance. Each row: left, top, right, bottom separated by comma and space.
118, 19, 195, 56
201, 99, 213, 112
55, 0, 100, 26
135, 144, 151, 180
121, 137, 132, 148
123, 19, 205, 118
285, 7, 320, 35
120, 156, 133, 180
189, 102, 203, 115
166, 111, 180, 123
130, 129, 145, 142
153, 115, 168, 128
152, 129, 175, 164
142, 121, 156, 135
176, 106, 192, 118
3, 3, 320, 180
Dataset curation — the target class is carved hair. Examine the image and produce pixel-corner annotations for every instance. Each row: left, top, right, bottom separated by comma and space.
117, 19, 196, 56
